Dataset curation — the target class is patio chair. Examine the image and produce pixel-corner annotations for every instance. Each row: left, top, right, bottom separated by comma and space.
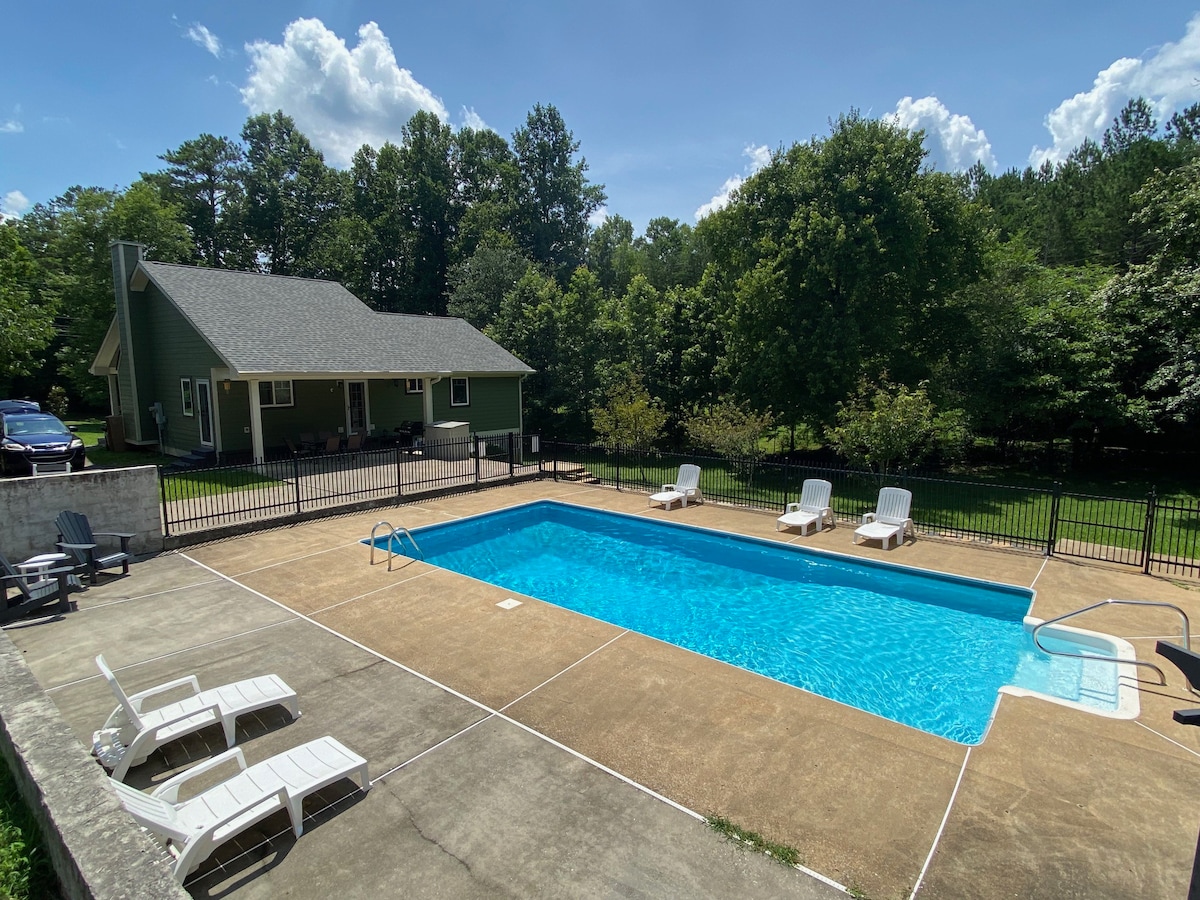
853, 487, 913, 550
92, 654, 301, 782
109, 736, 368, 883
0, 551, 72, 624
777, 479, 834, 535
323, 435, 340, 453
345, 431, 363, 452
299, 431, 318, 450
55, 509, 134, 584
649, 464, 703, 510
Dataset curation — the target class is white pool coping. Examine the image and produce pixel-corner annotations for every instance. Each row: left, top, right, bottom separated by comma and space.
999, 616, 1141, 720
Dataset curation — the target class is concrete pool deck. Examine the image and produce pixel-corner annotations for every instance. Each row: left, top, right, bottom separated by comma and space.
9, 480, 1200, 898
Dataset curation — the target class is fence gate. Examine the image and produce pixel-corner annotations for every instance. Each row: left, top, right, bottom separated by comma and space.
1049, 490, 1151, 568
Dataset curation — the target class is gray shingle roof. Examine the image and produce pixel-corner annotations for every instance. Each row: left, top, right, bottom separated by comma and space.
137, 262, 534, 376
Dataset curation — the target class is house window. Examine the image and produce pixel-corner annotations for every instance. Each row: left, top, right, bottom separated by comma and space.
180, 379, 194, 417
405, 378, 423, 394
258, 379, 294, 408
450, 377, 470, 407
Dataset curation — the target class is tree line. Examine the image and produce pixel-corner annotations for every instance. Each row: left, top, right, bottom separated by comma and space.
2, 98, 1198, 468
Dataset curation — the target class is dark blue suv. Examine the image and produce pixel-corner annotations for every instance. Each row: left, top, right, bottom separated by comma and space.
0, 409, 87, 475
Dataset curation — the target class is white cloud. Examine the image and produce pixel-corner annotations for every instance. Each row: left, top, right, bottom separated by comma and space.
1031, 13, 1200, 166
0, 120, 22, 134
891, 96, 997, 171
0, 190, 30, 221
186, 23, 222, 58
695, 144, 771, 220
460, 106, 491, 132
588, 205, 609, 229
242, 18, 449, 166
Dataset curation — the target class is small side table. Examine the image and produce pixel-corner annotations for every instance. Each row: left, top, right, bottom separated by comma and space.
17, 553, 80, 590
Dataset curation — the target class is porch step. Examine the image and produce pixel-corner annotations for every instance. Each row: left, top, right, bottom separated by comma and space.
168, 447, 218, 471
558, 466, 601, 483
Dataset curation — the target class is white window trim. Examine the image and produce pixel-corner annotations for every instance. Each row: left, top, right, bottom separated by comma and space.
450, 377, 470, 407
405, 378, 423, 394
180, 378, 194, 417
259, 379, 295, 408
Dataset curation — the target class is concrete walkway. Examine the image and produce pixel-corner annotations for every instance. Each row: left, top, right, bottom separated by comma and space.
9, 480, 1200, 898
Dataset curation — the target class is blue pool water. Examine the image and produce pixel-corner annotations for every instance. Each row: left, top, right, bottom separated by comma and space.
378, 501, 1115, 744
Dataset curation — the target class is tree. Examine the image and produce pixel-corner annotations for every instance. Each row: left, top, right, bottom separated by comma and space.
1099, 158, 1200, 427
240, 111, 340, 275
145, 133, 246, 267
826, 380, 941, 478
511, 104, 606, 280
683, 399, 775, 482
591, 373, 668, 447
446, 239, 531, 329
396, 111, 458, 314
0, 224, 57, 395
710, 112, 985, 432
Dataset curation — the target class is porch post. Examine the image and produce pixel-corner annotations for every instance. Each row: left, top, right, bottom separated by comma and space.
248, 379, 265, 463
422, 377, 435, 424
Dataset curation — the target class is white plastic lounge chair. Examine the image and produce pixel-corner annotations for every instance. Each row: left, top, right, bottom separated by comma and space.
776, 479, 834, 535
93, 654, 300, 782
853, 487, 914, 550
110, 736, 369, 883
649, 464, 703, 510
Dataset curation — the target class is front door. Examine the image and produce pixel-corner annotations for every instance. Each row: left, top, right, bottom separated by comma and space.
347, 381, 367, 433
196, 379, 214, 447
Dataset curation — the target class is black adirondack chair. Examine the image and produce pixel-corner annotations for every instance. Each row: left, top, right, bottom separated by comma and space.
1156, 640, 1200, 726
56, 510, 135, 584
0, 552, 71, 623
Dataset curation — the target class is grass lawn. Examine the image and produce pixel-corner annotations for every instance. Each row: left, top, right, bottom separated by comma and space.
0, 763, 59, 899
558, 447, 1200, 559
69, 418, 279, 500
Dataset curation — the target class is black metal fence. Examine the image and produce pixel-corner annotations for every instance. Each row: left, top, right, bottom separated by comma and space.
544, 441, 1200, 577
158, 434, 1200, 577
160, 433, 540, 535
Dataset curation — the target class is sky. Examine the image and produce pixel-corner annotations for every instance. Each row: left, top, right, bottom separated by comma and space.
3, 2, 1200, 233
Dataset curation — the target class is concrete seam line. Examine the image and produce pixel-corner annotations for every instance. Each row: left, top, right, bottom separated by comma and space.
370, 714, 496, 784
909, 745, 972, 899
1134, 720, 1200, 759
46, 618, 301, 692
1029, 556, 1050, 589
180, 555, 710, 821
183, 551, 856, 895
498, 631, 629, 713
308, 568, 437, 616
232, 540, 378, 577
70, 577, 223, 610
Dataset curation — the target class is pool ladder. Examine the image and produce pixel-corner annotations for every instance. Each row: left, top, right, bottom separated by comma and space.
370, 520, 424, 571
1030, 598, 1193, 688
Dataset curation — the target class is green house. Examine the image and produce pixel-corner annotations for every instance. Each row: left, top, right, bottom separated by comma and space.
90, 241, 534, 462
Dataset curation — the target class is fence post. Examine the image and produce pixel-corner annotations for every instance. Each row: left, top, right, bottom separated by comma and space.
293, 454, 302, 515
396, 445, 404, 502
159, 466, 171, 538
552, 437, 558, 482
1141, 487, 1158, 575
474, 434, 482, 485
1046, 481, 1062, 557
615, 443, 621, 491
508, 432, 515, 478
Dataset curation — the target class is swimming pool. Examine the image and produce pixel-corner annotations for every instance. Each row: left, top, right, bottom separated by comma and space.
375, 501, 1136, 743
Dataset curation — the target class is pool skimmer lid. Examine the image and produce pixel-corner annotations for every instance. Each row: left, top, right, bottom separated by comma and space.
497, 598, 522, 610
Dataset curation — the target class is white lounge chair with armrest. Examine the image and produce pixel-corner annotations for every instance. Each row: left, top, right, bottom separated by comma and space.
110, 736, 369, 883
93, 654, 300, 782
777, 479, 834, 535
649, 464, 703, 510
853, 487, 913, 550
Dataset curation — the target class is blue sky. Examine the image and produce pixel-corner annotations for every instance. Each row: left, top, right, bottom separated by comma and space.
3, 2, 1200, 233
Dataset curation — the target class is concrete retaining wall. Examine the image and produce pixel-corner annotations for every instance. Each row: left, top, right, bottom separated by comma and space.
0, 634, 188, 899
0, 467, 162, 560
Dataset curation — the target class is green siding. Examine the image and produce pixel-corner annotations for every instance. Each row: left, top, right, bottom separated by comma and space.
366, 380, 424, 432
258, 380, 346, 451
219, 382, 251, 452
139, 282, 225, 455
431, 376, 522, 433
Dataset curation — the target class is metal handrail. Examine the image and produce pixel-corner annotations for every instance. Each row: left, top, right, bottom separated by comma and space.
1030, 598, 1193, 687
369, 521, 424, 571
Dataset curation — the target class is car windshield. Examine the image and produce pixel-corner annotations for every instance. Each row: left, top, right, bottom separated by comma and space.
5, 415, 71, 437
